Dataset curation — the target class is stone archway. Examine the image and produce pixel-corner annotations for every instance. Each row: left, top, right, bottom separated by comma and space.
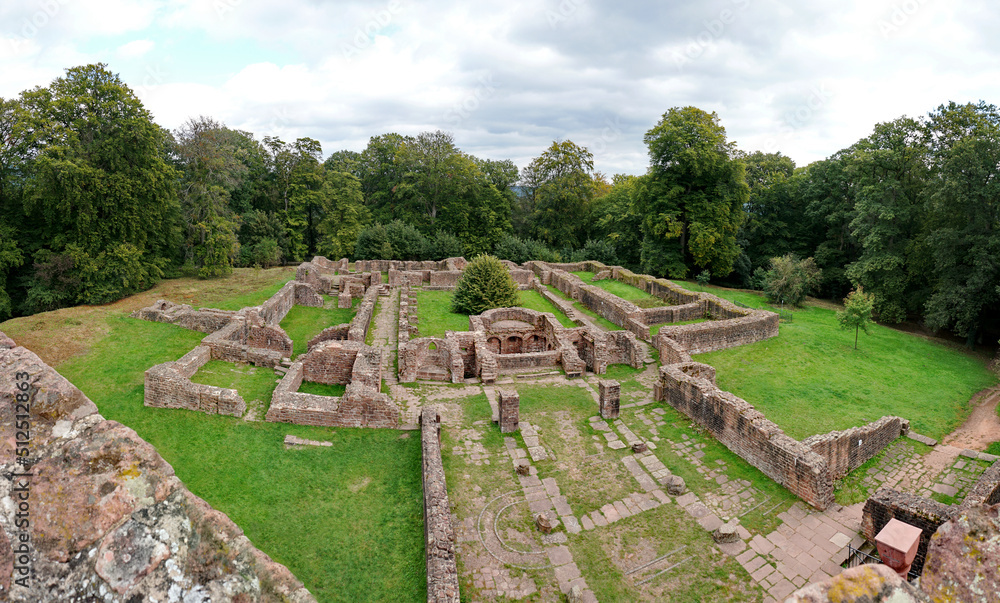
502, 336, 522, 354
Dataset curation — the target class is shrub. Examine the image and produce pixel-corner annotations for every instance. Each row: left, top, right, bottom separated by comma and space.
696, 269, 711, 285
837, 286, 875, 350
763, 254, 821, 306
451, 254, 520, 315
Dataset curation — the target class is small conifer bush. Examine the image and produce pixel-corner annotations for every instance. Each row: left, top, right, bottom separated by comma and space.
451, 254, 521, 315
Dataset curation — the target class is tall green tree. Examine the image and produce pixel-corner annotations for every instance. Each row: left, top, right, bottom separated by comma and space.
519, 140, 602, 249
844, 117, 928, 322
19, 64, 181, 309
921, 102, 1000, 345
173, 116, 246, 277
591, 173, 644, 269
316, 170, 369, 260
640, 107, 748, 278
799, 155, 860, 299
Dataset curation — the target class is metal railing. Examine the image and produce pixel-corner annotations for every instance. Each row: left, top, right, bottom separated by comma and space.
844, 544, 920, 582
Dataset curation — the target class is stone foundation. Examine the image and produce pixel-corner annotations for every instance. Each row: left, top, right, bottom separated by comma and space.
803, 416, 908, 480
420, 407, 460, 603
131, 300, 237, 333
143, 346, 247, 417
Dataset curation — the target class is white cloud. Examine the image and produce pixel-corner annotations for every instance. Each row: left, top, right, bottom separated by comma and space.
116, 39, 155, 58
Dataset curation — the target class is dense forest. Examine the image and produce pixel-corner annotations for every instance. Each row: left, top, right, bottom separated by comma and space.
1, 64, 998, 346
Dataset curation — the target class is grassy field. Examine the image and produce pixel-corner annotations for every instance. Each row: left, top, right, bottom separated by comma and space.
1, 270, 425, 603
190, 359, 278, 417
679, 282, 997, 440
573, 271, 669, 308
415, 289, 574, 338
299, 381, 348, 397
280, 299, 358, 358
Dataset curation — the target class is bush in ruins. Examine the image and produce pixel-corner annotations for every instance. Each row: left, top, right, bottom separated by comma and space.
451, 254, 520, 315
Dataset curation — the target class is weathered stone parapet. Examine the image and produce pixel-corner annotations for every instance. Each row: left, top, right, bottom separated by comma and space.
348, 284, 380, 342
803, 416, 907, 480
498, 389, 520, 433
862, 489, 956, 576
420, 407, 460, 603
599, 380, 620, 419
0, 334, 316, 602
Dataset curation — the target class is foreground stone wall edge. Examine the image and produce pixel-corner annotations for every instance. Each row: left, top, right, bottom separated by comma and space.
420, 407, 460, 603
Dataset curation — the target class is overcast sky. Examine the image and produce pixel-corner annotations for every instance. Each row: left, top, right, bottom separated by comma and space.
2, 0, 998, 176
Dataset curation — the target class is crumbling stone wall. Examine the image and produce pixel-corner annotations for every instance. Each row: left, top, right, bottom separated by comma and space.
656, 309, 779, 354
429, 271, 463, 289
861, 489, 956, 576
348, 285, 380, 342
964, 461, 1000, 506
131, 300, 237, 333
803, 416, 908, 480
143, 346, 247, 417
398, 338, 464, 383
202, 315, 291, 368
612, 267, 703, 306
306, 324, 351, 352
420, 408, 460, 603
653, 333, 694, 365
658, 362, 834, 509
642, 302, 703, 325
266, 345, 398, 428
602, 330, 645, 370
0, 334, 316, 602
599, 380, 620, 419
259, 281, 323, 326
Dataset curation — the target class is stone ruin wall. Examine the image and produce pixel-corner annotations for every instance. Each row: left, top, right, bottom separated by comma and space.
348, 284, 381, 342
420, 408, 461, 603
259, 281, 324, 326
398, 337, 464, 383
307, 324, 351, 351
861, 456, 1000, 576
131, 300, 237, 333
657, 362, 835, 509
266, 341, 398, 428
143, 345, 247, 417
802, 416, 908, 480
0, 333, 315, 602
202, 319, 291, 368
656, 309, 779, 355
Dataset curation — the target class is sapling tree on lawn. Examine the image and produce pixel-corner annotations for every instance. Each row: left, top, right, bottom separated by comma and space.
451, 254, 520, 315
837, 287, 875, 349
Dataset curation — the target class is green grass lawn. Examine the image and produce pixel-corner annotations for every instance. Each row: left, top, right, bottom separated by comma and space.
299, 381, 347, 397
574, 271, 668, 308
190, 359, 278, 415
57, 314, 425, 603
280, 300, 358, 358
544, 284, 620, 331
688, 285, 997, 441
415, 289, 574, 337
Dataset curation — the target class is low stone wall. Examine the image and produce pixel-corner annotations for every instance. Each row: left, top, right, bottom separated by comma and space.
658, 363, 834, 509
398, 288, 418, 344
259, 281, 323, 326
349, 285, 380, 342
656, 309, 779, 354
531, 281, 579, 324
642, 302, 703, 325
509, 268, 534, 285
861, 489, 955, 576
131, 300, 237, 333
301, 340, 365, 384
613, 267, 703, 306
803, 416, 908, 480
202, 316, 291, 368
144, 347, 246, 417
263, 362, 343, 426
603, 330, 645, 370
429, 271, 463, 288
307, 324, 351, 352
494, 350, 561, 371
964, 461, 1000, 506
389, 269, 426, 287
420, 407, 460, 603
653, 333, 694, 365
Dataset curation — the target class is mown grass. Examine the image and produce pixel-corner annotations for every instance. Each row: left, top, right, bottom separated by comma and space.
682, 284, 996, 441
415, 289, 574, 338
544, 284, 620, 331
190, 359, 278, 413
53, 311, 424, 602
574, 271, 668, 308
570, 502, 765, 603
280, 299, 358, 358
298, 381, 348, 397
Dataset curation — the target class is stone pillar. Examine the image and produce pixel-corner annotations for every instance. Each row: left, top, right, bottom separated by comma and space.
599, 380, 620, 420
875, 518, 922, 578
498, 389, 519, 433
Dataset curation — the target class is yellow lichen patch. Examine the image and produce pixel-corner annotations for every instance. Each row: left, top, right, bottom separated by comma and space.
826, 567, 885, 603
119, 460, 142, 479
